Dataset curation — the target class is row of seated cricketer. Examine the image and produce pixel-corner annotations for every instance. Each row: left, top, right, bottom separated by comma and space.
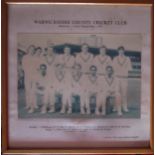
20, 43, 132, 116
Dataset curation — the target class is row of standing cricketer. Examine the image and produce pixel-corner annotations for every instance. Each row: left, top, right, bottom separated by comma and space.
22, 43, 132, 116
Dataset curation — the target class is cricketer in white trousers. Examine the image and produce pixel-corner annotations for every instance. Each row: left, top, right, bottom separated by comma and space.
42, 54, 57, 112
71, 72, 86, 114
29, 54, 57, 113
75, 52, 94, 113
60, 54, 75, 114
84, 74, 105, 114
35, 71, 53, 114
113, 55, 132, 112
53, 63, 65, 113
102, 75, 122, 115
22, 54, 38, 112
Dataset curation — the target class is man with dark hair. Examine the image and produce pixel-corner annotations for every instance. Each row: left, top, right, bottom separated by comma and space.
113, 46, 132, 112
84, 65, 104, 115
71, 63, 86, 114
35, 47, 42, 57
62, 46, 75, 68
44, 45, 56, 65
35, 64, 52, 114
53, 64, 66, 113
22, 44, 37, 113
60, 46, 75, 114
102, 65, 122, 116
117, 46, 125, 51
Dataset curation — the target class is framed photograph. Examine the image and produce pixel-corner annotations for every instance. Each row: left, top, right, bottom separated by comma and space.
2, 0, 153, 154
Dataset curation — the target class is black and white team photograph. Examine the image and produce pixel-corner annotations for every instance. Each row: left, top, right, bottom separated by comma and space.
17, 34, 141, 118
